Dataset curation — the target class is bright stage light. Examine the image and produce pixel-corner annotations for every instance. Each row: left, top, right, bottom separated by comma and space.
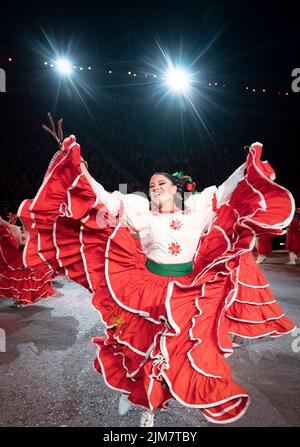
166, 68, 190, 93
56, 58, 72, 75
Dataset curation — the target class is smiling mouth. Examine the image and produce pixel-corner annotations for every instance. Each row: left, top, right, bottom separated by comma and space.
153, 192, 164, 198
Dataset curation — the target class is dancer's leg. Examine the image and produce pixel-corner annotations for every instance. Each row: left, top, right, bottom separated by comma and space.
286, 251, 297, 264
118, 394, 133, 416
256, 254, 266, 264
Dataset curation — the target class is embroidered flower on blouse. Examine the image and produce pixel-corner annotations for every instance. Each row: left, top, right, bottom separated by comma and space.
170, 219, 183, 230
111, 315, 126, 327
168, 242, 181, 256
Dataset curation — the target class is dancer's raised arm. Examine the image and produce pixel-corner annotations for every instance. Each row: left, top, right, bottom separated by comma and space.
79, 155, 149, 230
0, 217, 25, 245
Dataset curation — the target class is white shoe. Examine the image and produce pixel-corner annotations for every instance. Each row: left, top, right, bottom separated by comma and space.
118, 394, 132, 416
256, 255, 266, 264
140, 410, 154, 427
10, 301, 22, 309
287, 252, 297, 264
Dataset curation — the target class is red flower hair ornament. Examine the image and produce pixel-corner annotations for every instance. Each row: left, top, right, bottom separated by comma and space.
172, 171, 197, 194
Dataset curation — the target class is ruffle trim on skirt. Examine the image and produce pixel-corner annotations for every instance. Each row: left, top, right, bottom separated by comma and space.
18, 137, 296, 422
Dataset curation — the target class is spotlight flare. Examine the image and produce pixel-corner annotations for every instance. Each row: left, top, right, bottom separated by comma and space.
166, 68, 190, 92
56, 58, 72, 75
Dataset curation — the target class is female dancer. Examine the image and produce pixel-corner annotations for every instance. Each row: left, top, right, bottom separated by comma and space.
18, 131, 296, 426
285, 210, 300, 264
256, 235, 273, 264
0, 215, 55, 305
254, 163, 276, 264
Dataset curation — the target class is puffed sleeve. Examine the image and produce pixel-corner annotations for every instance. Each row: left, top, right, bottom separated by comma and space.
184, 186, 217, 231
185, 163, 245, 231
90, 178, 123, 217
119, 192, 151, 231
215, 163, 245, 206
90, 178, 150, 231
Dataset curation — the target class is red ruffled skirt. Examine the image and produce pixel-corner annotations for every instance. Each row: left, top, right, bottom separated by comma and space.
18, 135, 296, 423
0, 226, 55, 304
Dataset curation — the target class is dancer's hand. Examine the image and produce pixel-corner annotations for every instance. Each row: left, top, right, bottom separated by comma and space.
80, 157, 94, 185
0, 217, 9, 227
9, 224, 22, 244
80, 157, 88, 169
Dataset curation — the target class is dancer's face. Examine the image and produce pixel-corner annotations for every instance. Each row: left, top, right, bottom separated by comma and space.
149, 174, 177, 207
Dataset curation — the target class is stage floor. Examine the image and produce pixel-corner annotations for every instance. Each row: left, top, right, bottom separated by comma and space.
0, 253, 299, 427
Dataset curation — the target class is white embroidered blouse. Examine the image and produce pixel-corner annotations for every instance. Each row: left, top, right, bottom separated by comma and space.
90, 165, 245, 264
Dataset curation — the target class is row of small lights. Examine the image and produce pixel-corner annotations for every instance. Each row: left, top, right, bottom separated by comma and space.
48, 65, 291, 94
5, 58, 291, 95
44, 61, 92, 70
244, 85, 289, 96
0, 57, 162, 79
4, 57, 93, 71
43, 62, 165, 79
208, 82, 290, 96
124, 71, 165, 80
119, 75, 291, 95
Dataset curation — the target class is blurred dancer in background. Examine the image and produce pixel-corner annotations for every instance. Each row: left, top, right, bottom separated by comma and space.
285, 209, 300, 264
0, 214, 55, 306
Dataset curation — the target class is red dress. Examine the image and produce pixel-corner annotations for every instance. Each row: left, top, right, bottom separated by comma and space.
257, 235, 272, 256
0, 225, 55, 304
18, 136, 296, 424
285, 217, 300, 254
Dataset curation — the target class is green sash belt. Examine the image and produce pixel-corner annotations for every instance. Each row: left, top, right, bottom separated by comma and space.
145, 259, 193, 277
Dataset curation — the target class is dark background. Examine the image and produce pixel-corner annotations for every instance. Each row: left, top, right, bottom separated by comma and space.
1, 0, 299, 81
0, 0, 299, 247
